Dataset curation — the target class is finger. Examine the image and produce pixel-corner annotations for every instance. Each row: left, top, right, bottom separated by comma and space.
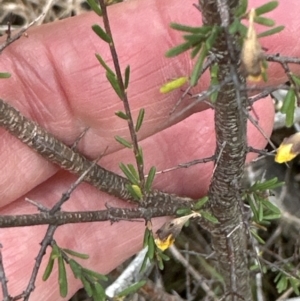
0, 0, 298, 205
0, 0, 203, 205
0, 94, 273, 301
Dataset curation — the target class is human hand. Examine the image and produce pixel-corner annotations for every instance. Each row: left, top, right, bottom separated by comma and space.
0, 0, 298, 300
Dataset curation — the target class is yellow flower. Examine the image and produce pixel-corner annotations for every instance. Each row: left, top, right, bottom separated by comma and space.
275, 133, 300, 163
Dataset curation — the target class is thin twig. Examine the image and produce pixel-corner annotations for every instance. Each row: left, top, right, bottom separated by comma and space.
155, 155, 215, 175
169, 245, 219, 301
22, 225, 57, 301
0, 204, 195, 228
0, 14, 45, 54
98, 0, 145, 188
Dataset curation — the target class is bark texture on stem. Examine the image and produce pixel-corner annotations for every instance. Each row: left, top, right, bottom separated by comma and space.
199, 0, 251, 300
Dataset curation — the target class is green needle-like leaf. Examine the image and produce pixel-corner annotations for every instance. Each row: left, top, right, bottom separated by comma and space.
170, 23, 211, 34
255, 1, 278, 16
115, 111, 129, 120
117, 280, 147, 297
92, 24, 112, 43
257, 25, 284, 38
166, 42, 192, 57
258, 201, 264, 222
135, 108, 145, 132
42, 252, 55, 281
200, 211, 219, 224
262, 200, 281, 215
82, 268, 108, 281
292, 74, 300, 87
92, 282, 106, 301
145, 166, 156, 192
229, 18, 241, 34
124, 65, 130, 89
147, 235, 155, 260
190, 45, 208, 86
254, 16, 275, 27
191, 43, 202, 59
106, 72, 123, 99
95, 53, 114, 76
281, 88, 296, 127
250, 229, 265, 244
235, 0, 248, 17
69, 259, 82, 279
0, 72, 11, 78
194, 196, 209, 210
136, 146, 144, 166
157, 256, 165, 270
81, 276, 93, 297
63, 248, 89, 259
86, 0, 102, 16
249, 177, 283, 191
247, 196, 258, 221
143, 228, 150, 248
119, 163, 139, 185
176, 208, 192, 215
115, 136, 132, 149
58, 256, 68, 297
127, 164, 139, 181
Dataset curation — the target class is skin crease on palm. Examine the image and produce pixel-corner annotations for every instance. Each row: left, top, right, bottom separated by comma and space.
0, 0, 299, 299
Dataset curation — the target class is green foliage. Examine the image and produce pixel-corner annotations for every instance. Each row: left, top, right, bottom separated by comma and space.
244, 178, 282, 243
200, 211, 219, 224
280, 88, 296, 127
280, 72, 300, 128
194, 196, 209, 210
135, 108, 145, 132
115, 136, 133, 148
62, 248, 90, 259
86, 0, 102, 16
106, 71, 123, 99
248, 177, 284, 192
0, 72, 11, 78
257, 25, 284, 38
141, 227, 170, 272
126, 184, 143, 200
119, 163, 139, 185
58, 255, 68, 297
255, 1, 278, 16
95, 53, 124, 98
253, 16, 275, 27
124, 65, 131, 89
116, 280, 147, 298
166, 23, 221, 87
43, 243, 108, 300
235, 0, 248, 17
275, 267, 300, 295
95, 53, 114, 76
115, 110, 129, 120
232, 0, 283, 46
92, 24, 112, 43
145, 166, 156, 192
209, 64, 219, 102
69, 259, 107, 300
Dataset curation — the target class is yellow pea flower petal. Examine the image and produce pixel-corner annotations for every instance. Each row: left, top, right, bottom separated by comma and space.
275, 132, 300, 163
275, 143, 295, 163
155, 235, 175, 251
155, 212, 201, 251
